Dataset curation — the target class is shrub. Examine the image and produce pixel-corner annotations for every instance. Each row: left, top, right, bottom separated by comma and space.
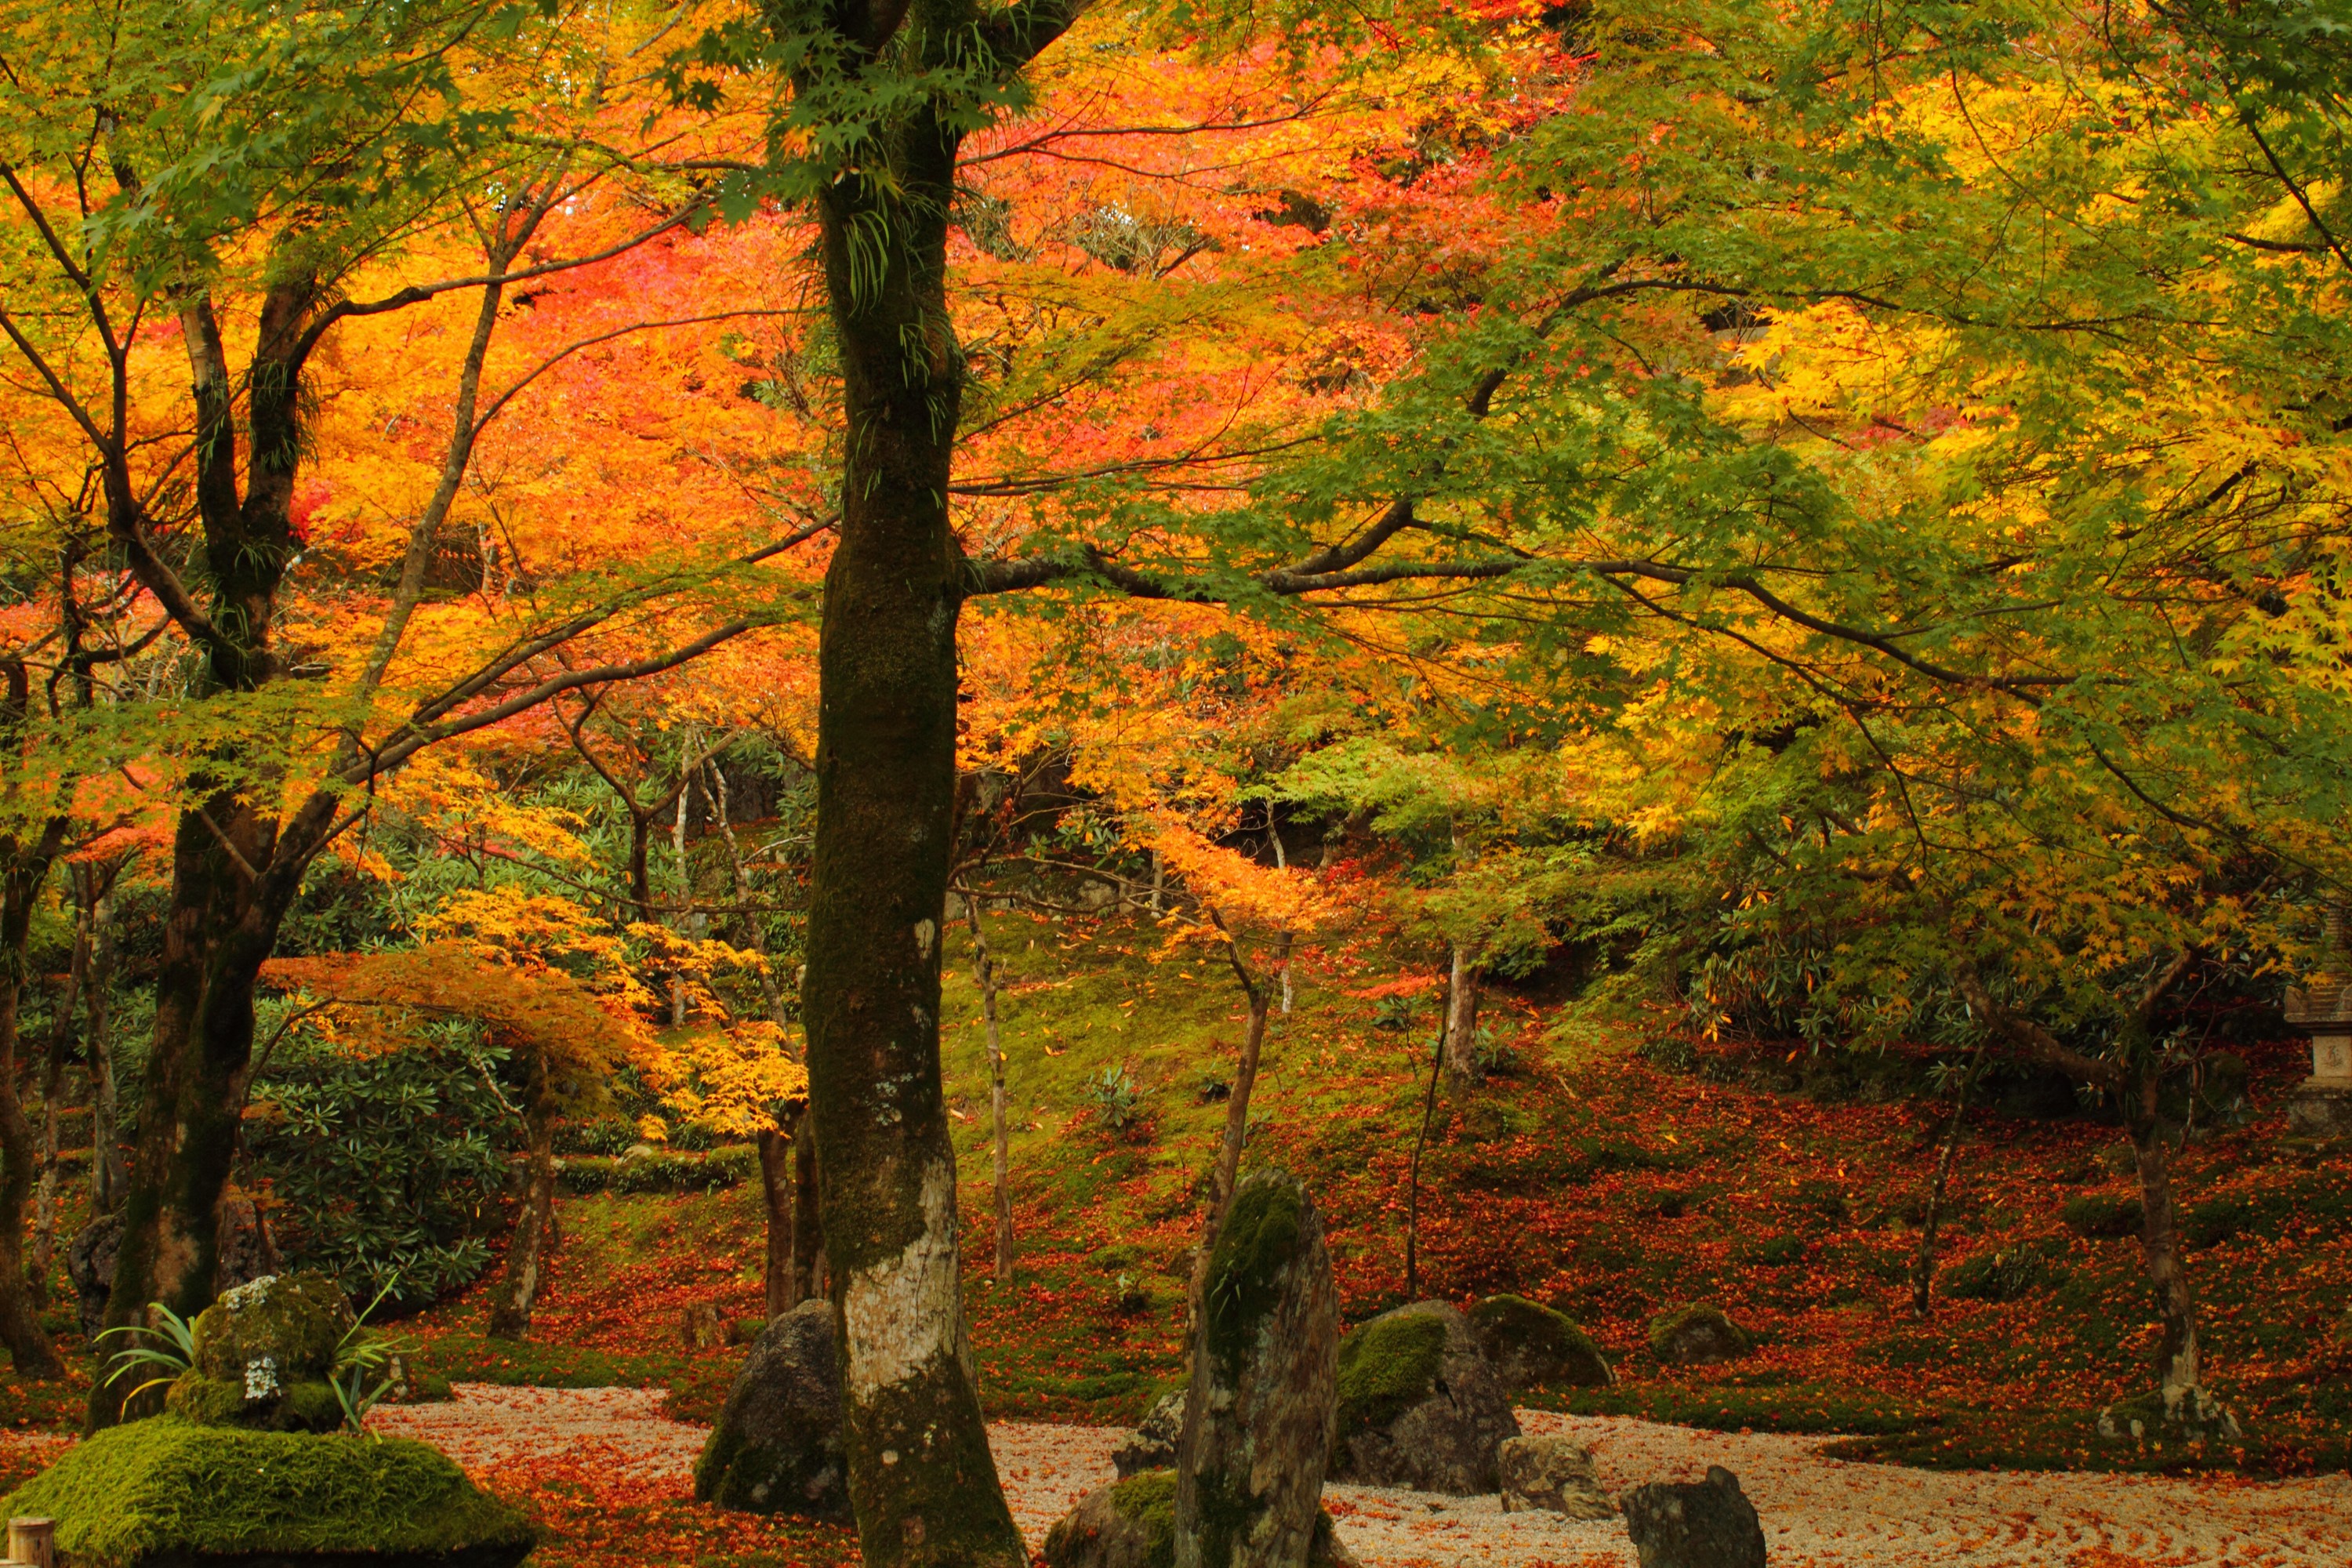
557, 1145, 757, 1196
245, 1018, 513, 1312
2062, 1192, 2145, 1239
2183, 1196, 2252, 1250
1739, 1234, 1808, 1268
1942, 1243, 2061, 1302
1088, 1064, 1143, 1132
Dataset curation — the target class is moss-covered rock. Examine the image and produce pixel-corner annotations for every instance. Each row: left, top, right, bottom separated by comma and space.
692, 1298, 848, 1519
1467, 1295, 1612, 1389
1040, 1471, 1357, 1568
1331, 1301, 1519, 1494
1646, 1304, 1751, 1367
163, 1272, 357, 1435
0, 1415, 535, 1568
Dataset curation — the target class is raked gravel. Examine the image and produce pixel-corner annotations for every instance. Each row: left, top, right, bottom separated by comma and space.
359, 1385, 2352, 1567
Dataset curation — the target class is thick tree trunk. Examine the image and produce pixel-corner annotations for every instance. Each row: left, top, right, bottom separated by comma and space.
758, 1127, 795, 1317
0, 817, 67, 1377
962, 903, 1014, 1281
800, 96, 1022, 1566
1442, 943, 1483, 1085
92, 794, 315, 1428
488, 1058, 558, 1339
2128, 1066, 2207, 1423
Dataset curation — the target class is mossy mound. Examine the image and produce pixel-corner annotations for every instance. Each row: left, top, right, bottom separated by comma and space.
2062, 1192, 2145, 1239
0, 1416, 536, 1568
1646, 1304, 1751, 1367
1468, 1295, 1612, 1389
165, 1272, 357, 1435
1334, 1309, 1447, 1440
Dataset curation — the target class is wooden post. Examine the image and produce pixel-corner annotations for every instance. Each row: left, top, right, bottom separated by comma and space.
10, 1516, 56, 1568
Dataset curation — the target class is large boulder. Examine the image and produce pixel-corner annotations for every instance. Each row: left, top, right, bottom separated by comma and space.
1174, 1167, 1339, 1568
1113, 1389, 1187, 1479
1646, 1305, 1751, 1367
71, 1196, 278, 1341
1468, 1295, 1612, 1389
1047, 1472, 1359, 1568
1621, 1466, 1766, 1568
0, 1414, 535, 1568
692, 1298, 850, 1519
1497, 1436, 1614, 1519
165, 1272, 354, 1433
1330, 1301, 1519, 1495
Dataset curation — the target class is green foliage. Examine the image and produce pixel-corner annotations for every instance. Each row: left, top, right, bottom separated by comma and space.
95, 1305, 198, 1415
246, 1018, 514, 1311
1087, 1063, 1144, 1132
0, 1417, 536, 1568
1943, 1243, 2066, 1303
557, 1145, 758, 1195
1333, 1309, 1446, 1440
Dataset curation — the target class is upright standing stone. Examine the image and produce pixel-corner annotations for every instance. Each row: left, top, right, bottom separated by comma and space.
1175, 1168, 1339, 1568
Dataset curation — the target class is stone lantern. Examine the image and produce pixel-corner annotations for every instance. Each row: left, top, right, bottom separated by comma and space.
2282, 906, 2352, 1138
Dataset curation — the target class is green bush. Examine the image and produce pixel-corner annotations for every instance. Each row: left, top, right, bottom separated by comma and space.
0, 1417, 535, 1568
557, 1144, 757, 1196
2183, 1195, 2252, 1250
2063, 1192, 2145, 1239
1942, 1243, 2062, 1302
247, 1017, 514, 1311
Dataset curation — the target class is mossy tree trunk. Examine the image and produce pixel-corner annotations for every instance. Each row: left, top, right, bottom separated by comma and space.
0, 792, 67, 1378
793, 1109, 825, 1305
800, 97, 1025, 1566
2126, 1062, 2204, 1421
1441, 942, 1482, 1087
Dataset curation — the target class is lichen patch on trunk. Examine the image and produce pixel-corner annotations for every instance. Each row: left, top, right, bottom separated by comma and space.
842, 1156, 968, 1403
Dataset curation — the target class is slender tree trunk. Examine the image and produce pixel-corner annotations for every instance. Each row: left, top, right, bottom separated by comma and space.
1185, 931, 1287, 1320
1442, 942, 1483, 1085
1404, 1024, 1446, 1302
1269, 822, 1294, 1015
671, 783, 692, 1025
2127, 1064, 2209, 1425
27, 1033, 63, 1311
799, 93, 1022, 1563
962, 901, 1013, 1280
488, 1052, 558, 1339
758, 1127, 795, 1317
86, 878, 121, 1215
1911, 1051, 1980, 1316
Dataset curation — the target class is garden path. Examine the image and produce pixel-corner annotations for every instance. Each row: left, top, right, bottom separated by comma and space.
368, 1385, 2352, 1567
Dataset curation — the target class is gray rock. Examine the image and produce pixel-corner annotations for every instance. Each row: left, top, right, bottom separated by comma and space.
1330, 1301, 1520, 1495
1174, 1167, 1340, 1568
1468, 1294, 1612, 1389
1622, 1465, 1766, 1568
1048, 1471, 1359, 1568
691, 1298, 849, 1519
1497, 1435, 1615, 1519
70, 1195, 280, 1341
1646, 1304, 1751, 1367
1114, 1389, 1187, 1479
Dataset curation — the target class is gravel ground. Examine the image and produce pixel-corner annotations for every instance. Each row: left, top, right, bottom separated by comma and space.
361, 1386, 2352, 1566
